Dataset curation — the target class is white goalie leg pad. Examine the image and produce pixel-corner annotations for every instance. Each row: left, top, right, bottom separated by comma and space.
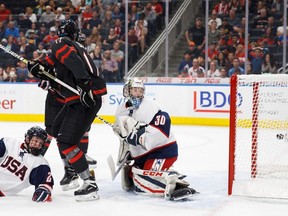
131, 167, 169, 197
131, 167, 191, 200
121, 165, 134, 191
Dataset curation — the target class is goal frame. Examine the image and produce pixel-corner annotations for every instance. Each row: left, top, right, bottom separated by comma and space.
228, 74, 288, 198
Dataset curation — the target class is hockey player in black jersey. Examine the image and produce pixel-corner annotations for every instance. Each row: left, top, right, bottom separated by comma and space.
38, 79, 97, 192
28, 19, 107, 201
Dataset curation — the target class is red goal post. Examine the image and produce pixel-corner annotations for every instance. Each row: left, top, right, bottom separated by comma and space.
228, 74, 288, 199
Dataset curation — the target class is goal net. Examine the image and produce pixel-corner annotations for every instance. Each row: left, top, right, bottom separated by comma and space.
228, 74, 288, 199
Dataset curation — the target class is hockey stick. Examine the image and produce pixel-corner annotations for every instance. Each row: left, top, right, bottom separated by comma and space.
96, 115, 113, 127
0, 44, 79, 95
0, 43, 113, 127
107, 151, 131, 180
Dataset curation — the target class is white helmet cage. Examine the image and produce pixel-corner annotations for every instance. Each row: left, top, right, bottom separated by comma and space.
123, 78, 145, 98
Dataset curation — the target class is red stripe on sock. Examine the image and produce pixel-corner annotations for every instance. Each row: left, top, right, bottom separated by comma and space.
69, 151, 84, 164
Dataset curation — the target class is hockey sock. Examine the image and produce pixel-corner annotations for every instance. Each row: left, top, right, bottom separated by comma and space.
78, 132, 89, 154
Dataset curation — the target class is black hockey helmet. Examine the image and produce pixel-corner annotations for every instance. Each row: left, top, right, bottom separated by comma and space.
25, 126, 47, 156
57, 19, 79, 40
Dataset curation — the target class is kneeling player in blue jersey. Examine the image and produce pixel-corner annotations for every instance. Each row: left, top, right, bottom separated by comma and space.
0, 126, 54, 202
113, 78, 198, 201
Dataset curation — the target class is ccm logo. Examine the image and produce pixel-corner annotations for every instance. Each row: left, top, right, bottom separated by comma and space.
142, 171, 164, 177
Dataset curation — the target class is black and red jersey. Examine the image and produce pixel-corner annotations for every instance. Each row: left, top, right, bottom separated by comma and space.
41, 37, 107, 105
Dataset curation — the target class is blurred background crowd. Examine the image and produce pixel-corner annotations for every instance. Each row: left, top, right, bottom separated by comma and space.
0, 0, 287, 83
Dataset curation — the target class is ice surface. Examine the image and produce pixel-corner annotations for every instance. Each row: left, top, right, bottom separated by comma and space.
1, 122, 288, 216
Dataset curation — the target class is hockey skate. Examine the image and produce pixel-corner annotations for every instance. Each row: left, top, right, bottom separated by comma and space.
170, 187, 198, 201
165, 172, 199, 201
74, 175, 99, 202
85, 154, 97, 168
60, 166, 80, 191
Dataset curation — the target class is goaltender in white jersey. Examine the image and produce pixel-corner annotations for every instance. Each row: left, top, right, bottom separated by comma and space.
0, 126, 54, 202
113, 78, 198, 201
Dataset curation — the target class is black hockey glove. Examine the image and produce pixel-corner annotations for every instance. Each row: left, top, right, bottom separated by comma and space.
32, 185, 52, 202
28, 61, 53, 80
77, 81, 95, 108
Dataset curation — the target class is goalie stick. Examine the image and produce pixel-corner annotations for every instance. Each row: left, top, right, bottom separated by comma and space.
107, 152, 131, 180
0, 43, 113, 127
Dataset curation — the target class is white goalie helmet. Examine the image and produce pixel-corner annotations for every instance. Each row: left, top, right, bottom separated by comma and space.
123, 78, 145, 108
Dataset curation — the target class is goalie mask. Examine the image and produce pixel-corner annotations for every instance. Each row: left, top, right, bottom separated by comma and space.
25, 126, 47, 156
123, 78, 145, 108
57, 19, 79, 40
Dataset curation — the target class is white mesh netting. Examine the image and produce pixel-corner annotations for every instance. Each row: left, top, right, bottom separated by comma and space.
231, 74, 288, 199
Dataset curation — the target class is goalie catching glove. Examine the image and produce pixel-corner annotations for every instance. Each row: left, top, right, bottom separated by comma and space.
27, 61, 55, 80
32, 184, 52, 202
77, 81, 95, 108
113, 116, 147, 148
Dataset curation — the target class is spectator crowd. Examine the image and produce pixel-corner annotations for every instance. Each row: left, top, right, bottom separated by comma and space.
0, 0, 168, 83
0, 0, 286, 82
178, 0, 287, 78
